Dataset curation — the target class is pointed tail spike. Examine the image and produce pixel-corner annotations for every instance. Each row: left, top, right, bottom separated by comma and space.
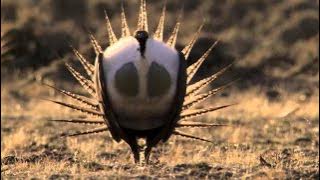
104, 10, 118, 45
187, 40, 219, 84
173, 130, 214, 143
88, 33, 103, 55
183, 87, 223, 111
43, 99, 105, 118
121, 3, 131, 37
186, 63, 233, 97
61, 127, 109, 137
65, 63, 96, 96
154, 1, 166, 41
143, 0, 148, 31
167, 8, 183, 48
182, 22, 204, 60
137, 0, 148, 32
176, 122, 228, 128
42, 83, 99, 110
183, 79, 238, 110
70, 46, 94, 77
180, 104, 237, 121
50, 119, 105, 125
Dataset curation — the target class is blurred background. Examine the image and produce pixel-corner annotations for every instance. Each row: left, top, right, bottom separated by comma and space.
1, 0, 319, 178
1, 0, 318, 91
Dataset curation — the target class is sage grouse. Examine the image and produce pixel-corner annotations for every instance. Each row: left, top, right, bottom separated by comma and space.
45, 0, 235, 164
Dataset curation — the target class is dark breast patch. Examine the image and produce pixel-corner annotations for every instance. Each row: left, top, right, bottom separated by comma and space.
147, 62, 171, 97
115, 62, 139, 97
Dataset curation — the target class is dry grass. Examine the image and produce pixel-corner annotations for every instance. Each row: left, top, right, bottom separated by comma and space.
1, 87, 318, 178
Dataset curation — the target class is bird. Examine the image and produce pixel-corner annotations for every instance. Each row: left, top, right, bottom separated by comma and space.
44, 0, 236, 164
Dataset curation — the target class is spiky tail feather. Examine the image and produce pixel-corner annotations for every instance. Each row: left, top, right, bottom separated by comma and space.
42, 83, 99, 110
173, 130, 213, 143
104, 10, 118, 45
167, 8, 183, 48
44, 99, 104, 118
88, 33, 103, 55
183, 80, 237, 110
186, 63, 233, 98
137, 0, 148, 31
61, 127, 108, 137
70, 46, 94, 77
153, 1, 166, 41
187, 40, 219, 84
65, 63, 96, 96
49, 119, 105, 125
176, 122, 228, 128
120, 3, 131, 37
182, 22, 204, 60
180, 104, 236, 121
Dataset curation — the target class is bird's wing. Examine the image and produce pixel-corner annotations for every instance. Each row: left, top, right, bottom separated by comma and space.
162, 51, 187, 141
95, 53, 126, 142
148, 51, 187, 145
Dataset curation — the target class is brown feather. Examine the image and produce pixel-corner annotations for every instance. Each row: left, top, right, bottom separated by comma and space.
186, 63, 233, 98
137, 0, 148, 31
173, 130, 213, 143
121, 3, 131, 37
61, 127, 108, 137
181, 22, 204, 60
88, 33, 103, 55
176, 122, 228, 128
45, 99, 104, 118
104, 10, 118, 45
153, 1, 166, 41
167, 8, 183, 48
65, 63, 96, 96
180, 104, 236, 121
50, 119, 105, 125
183, 80, 237, 110
43, 83, 99, 110
70, 46, 94, 77
187, 40, 219, 84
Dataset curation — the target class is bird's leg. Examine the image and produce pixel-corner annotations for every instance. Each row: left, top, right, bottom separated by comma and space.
137, 138, 147, 166
145, 133, 161, 164
144, 144, 152, 165
126, 136, 140, 163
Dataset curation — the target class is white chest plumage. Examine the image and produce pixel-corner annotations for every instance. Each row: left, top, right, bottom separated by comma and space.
102, 36, 180, 130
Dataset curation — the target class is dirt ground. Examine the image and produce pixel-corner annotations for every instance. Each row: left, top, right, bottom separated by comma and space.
1, 0, 319, 179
